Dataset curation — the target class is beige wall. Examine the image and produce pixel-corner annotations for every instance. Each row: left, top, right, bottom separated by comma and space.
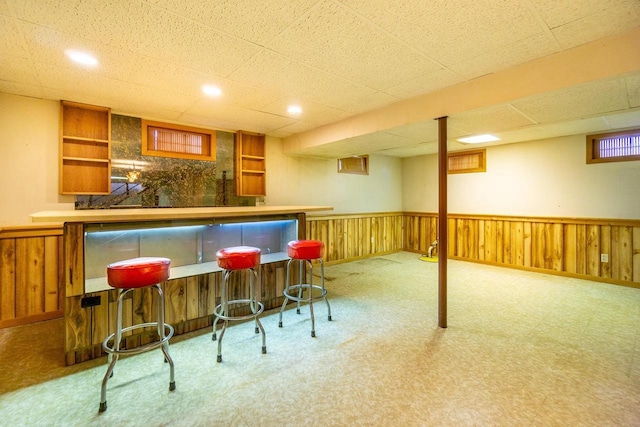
0, 93, 74, 225
402, 135, 640, 219
3, 92, 637, 225
265, 136, 403, 214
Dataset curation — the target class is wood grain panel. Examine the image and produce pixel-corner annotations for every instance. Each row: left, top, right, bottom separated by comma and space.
15, 237, 44, 317
64, 224, 84, 297
634, 227, 640, 283
44, 236, 61, 312
0, 239, 16, 321
612, 226, 633, 281
601, 225, 611, 279
564, 224, 577, 273
586, 225, 600, 276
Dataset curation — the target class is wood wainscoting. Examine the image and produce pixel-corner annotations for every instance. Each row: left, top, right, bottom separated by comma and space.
404, 212, 640, 288
0, 225, 64, 328
306, 212, 404, 263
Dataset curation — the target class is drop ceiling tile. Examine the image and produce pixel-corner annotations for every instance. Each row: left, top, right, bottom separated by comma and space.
340, 0, 544, 65
513, 79, 630, 123
530, 0, 638, 29
377, 142, 439, 157
495, 117, 611, 143
449, 104, 536, 134
449, 32, 560, 80
182, 100, 297, 133
0, 80, 44, 99
228, 50, 376, 110
131, 3, 261, 77
0, 54, 38, 85
0, 0, 10, 15
0, 14, 29, 57
551, 2, 640, 49
384, 68, 464, 99
35, 61, 197, 111
8, 0, 142, 51
147, 0, 318, 46
267, 0, 441, 90
260, 98, 350, 125
626, 73, 640, 108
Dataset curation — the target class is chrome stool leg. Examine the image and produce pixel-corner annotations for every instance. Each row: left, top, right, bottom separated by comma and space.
99, 284, 175, 412
213, 267, 266, 363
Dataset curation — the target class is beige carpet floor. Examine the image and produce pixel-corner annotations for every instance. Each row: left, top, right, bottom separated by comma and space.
1, 251, 640, 426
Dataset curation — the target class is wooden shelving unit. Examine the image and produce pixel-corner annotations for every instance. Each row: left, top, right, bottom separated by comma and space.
235, 130, 266, 196
59, 101, 111, 195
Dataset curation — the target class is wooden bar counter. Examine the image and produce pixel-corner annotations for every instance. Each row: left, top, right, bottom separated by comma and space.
30, 205, 332, 365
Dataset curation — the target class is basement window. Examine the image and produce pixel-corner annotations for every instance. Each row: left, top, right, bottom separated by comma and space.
338, 155, 369, 175
448, 149, 486, 174
142, 120, 216, 161
587, 128, 640, 164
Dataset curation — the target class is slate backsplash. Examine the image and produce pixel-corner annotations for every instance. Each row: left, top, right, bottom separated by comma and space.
75, 115, 255, 209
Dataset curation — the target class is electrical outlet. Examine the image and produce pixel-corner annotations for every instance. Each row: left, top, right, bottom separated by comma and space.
601, 253, 609, 263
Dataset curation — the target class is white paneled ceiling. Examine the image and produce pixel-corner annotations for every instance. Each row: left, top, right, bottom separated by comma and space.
0, 0, 639, 157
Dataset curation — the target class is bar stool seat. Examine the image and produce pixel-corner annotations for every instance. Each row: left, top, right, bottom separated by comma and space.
212, 246, 266, 362
279, 240, 332, 337
99, 257, 175, 413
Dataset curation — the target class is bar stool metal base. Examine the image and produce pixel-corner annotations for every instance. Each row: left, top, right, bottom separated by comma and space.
99, 284, 175, 413
279, 258, 332, 337
212, 268, 266, 362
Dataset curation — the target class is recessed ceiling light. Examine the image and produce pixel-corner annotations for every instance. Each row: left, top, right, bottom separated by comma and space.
287, 105, 302, 115
457, 134, 500, 144
64, 49, 98, 66
202, 84, 222, 97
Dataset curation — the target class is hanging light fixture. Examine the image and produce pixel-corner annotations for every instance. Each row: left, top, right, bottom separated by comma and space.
126, 164, 140, 183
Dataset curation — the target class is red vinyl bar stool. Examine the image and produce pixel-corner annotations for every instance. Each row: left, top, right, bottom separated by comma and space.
212, 246, 266, 362
99, 257, 175, 413
279, 240, 332, 337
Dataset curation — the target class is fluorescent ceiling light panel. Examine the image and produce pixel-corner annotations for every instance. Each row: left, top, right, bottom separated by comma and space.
65, 49, 98, 66
457, 134, 500, 143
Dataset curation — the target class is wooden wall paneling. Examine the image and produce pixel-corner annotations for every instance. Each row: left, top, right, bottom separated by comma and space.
511, 222, 524, 266
523, 222, 532, 267
186, 275, 199, 320
502, 220, 511, 264
455, 219, 465, 258
360, 218, 370, 256
495, 220, 504, 263
478, 219, 485, 261
165, 279, 186, 330
65, 295, 91, 352
91, 291, 109, 346
327, 219, 336, 261
347, 218, 356, 259
586, 224, 600, 276
550, 224, 564, 271
132, 286, 155, 331
485, 220, 496, 262
15, 237, 44, 317
0, 238, 16, 321
467, 219, 477, 260
447, 218, 456, 257
576, 225, 587, 275
564, 224, 577, 274
44, 236, 60, 312
601, 225, 611, 279
64, 223, 84, 297
407, 216, 418, 251
531, 223, 544, 269
633, 227, 640, 283
612, 226, 633, 282
198, 273, 216, 318
417, 216, 427, 254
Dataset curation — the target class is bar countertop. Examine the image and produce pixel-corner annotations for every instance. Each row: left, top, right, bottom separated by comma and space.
30, 205, 334, 224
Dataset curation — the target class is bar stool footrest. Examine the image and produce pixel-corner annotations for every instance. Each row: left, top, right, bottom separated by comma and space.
102, 323, 174, 356
283, 284, 327, 303
213, 299, 264, 322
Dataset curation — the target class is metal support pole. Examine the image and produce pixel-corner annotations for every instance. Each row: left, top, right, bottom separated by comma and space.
437, 116, 448, 328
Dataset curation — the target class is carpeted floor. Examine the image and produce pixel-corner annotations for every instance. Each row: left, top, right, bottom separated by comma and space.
1, 251, 640, 426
